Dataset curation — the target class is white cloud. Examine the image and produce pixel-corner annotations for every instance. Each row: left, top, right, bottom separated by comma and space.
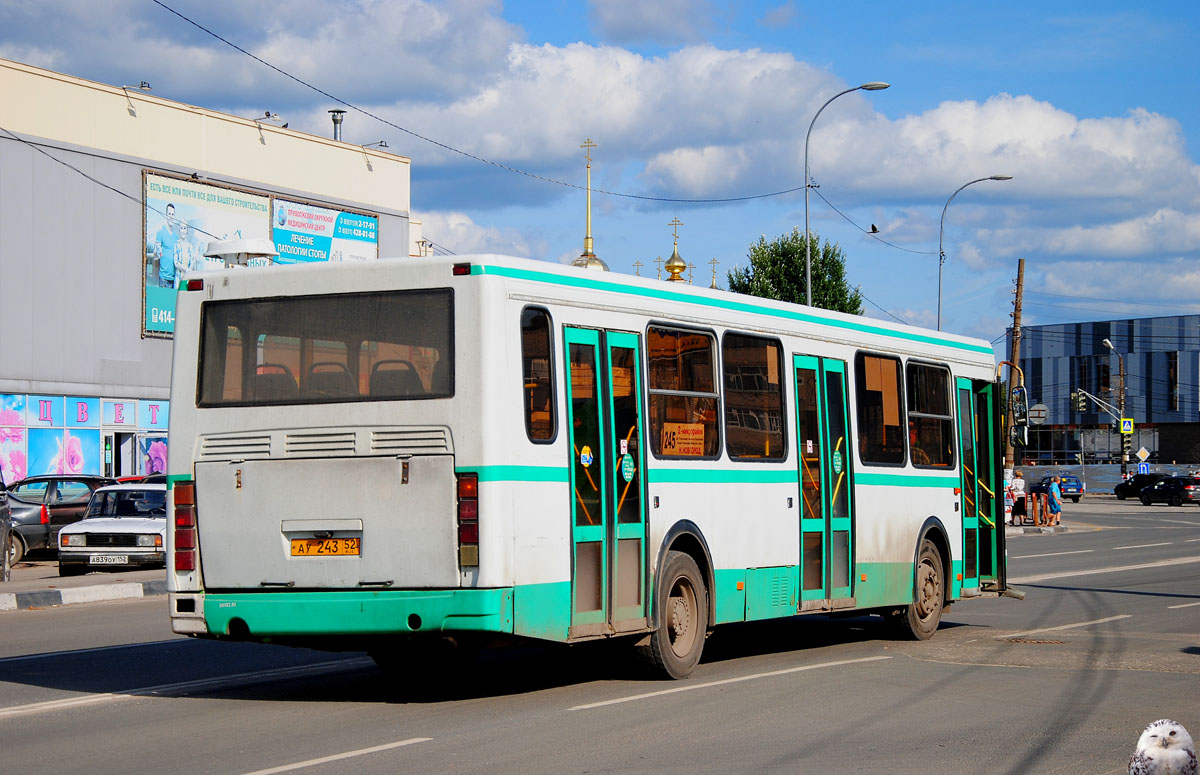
413, 210, 534, 256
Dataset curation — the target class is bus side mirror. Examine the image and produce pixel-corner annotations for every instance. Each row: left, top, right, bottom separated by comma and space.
1010, 385, 1029, 426
1009, 424, 1028, 447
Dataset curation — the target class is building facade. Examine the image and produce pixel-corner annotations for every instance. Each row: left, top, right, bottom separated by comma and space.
0, 58, 414, 481
1011, 315, 1200, 465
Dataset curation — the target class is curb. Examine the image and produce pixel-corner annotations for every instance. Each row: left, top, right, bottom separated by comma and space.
0, 579, 167, 612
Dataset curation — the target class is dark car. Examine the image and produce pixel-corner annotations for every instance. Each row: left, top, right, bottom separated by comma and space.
1138, 477, 1200, 506
6, 474, 116, 564
0, 471, 10, 581
1028, 474, 1086, 503
1115, 472, 1169, 500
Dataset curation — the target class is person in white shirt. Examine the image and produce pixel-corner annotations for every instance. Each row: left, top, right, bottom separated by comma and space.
1009, 471, 1027, 525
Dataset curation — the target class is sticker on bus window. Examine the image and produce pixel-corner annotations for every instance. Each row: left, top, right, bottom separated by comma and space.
580, 445, 593, 467
620, 439, 628, 456
832, 451, 843, 475
662, 422, 705, 456
806, 439, 813, 454
621, 454, 636, 482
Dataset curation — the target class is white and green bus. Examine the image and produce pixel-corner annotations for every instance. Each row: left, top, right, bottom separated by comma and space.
166, 254, 1013, 678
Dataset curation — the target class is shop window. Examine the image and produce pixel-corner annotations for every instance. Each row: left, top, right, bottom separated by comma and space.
722, 332, 785, 460
648, 326, 719, 458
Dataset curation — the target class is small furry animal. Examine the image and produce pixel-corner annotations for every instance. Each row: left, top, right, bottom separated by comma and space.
1129, 719, 1197, 775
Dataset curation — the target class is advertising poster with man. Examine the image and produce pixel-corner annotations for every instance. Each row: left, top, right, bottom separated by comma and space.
143, 174, 270, 336
273, 199, 378, 264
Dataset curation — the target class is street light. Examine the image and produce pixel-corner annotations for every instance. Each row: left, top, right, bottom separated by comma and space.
937, 174, 1012, 330
1103, 337, 1129, 475
803, 81, 890, 307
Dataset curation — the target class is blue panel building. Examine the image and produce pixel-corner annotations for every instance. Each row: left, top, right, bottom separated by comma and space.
1010, 315, 1200, 464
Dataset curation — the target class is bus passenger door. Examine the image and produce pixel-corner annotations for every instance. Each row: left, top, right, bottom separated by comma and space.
956, 378, 980, 591
794, 356, 855, 609
564, 327, 648, 637
972, 381, 1000, 587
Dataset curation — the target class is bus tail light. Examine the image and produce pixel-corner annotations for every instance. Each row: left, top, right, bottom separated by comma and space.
456, 472, 478, 566
174, 481, 197, 572
452, 263, 472, 276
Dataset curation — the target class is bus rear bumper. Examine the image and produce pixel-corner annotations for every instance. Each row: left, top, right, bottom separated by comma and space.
201, 588, 515, 638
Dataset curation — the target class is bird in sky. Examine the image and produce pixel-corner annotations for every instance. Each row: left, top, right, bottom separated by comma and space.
1129, 719, 1197, 775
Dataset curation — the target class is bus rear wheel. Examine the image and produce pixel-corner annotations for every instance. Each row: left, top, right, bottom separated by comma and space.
638, 550, 708, 679
889, 539, 944, 641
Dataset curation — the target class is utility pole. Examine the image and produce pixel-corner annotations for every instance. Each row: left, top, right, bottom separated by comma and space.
1118, 357, 1128, 476
1004, 258, 1025, 471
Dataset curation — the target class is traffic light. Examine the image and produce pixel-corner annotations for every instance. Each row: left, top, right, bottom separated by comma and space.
1071, 391, 1087, 412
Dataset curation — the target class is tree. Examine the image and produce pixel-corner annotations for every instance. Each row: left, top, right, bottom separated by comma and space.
726, 227, 864, 314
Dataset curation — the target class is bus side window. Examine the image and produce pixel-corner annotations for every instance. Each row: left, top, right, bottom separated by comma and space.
647, 326, 720, 458
854, 352, 905, 465
722, 332, 786, 461
521, 307, 556, 442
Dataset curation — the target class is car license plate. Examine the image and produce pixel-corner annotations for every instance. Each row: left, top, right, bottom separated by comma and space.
290, 537, 361, 557
90, 554, 128, 565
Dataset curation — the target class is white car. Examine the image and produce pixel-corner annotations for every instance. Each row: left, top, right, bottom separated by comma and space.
58, 483, 167, 576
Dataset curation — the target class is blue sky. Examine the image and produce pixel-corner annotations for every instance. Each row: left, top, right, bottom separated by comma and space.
3, 0, 1199, 343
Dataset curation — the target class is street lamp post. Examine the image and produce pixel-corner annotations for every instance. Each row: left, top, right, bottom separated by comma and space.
937, 175, 1013, 330
1103, 338, 1128, 475
803, 81, 890, 307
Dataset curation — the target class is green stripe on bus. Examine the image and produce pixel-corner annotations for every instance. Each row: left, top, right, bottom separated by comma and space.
855, 472, 960, 488
648, 468, 797, 484
472, 263, 992, 355
464, 465, 570, 483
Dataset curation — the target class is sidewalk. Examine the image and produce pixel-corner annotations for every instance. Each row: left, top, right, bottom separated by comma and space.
0, 560, 165, 612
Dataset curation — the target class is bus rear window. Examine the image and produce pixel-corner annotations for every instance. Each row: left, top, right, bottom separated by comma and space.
197, 289, 453, 406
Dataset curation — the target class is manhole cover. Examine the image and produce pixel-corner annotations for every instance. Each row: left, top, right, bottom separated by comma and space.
1005, 638, 1065, 645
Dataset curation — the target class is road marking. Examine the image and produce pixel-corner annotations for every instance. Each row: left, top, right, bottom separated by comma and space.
1160, 520, 1200, 526
0, 657, 371, 719
999, 615, 1131, 640
1113, 542, 1173, 550
1186, 538, 1200, 543
1009, 555, 1200, 584
569, 655, 892, 711
1012, 549, 1093, 559
241, 738, 432, 775
0, 639, 184, 665
1167, 601, 1200, 609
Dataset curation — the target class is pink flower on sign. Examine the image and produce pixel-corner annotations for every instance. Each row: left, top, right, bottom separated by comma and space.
0, 426, 22, 444
49, 431, 85, 475
1, 448, 26, 484
145, 441, 168, 474
0, 408, 21, 426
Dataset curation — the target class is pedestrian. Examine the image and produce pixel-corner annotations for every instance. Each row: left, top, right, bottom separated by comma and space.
1047, 474, 1063, 526
1009, 471, 1027, 525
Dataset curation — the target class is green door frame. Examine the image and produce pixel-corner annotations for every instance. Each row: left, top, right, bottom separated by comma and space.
956, 377, 980, 590
564, 326, 648, 636
793, 355, 854, 607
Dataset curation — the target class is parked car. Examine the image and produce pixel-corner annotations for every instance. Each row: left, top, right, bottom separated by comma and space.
1028, 474, 1086, 503
1114, 473, 1169, 500
1138, 477, 1200, 506
0, 471, 10, 581
58, 483, 168, 576
6, 474, 116, 564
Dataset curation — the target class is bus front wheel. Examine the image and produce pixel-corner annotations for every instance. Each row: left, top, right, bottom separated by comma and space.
639, 550, 708, 679
890, 539, 944, 641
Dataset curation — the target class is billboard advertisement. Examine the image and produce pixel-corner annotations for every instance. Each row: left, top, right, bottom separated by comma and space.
273, 199, 378, 264
143, 173, 271, 336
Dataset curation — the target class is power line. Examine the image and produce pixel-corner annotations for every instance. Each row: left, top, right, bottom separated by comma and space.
809, 186, 936, 255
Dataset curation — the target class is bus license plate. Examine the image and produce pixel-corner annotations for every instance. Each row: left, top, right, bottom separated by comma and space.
90, 554, 128, 565
290, 537, 361, 557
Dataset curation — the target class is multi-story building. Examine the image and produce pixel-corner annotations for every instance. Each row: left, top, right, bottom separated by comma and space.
1011, 315, 1200, 465
0, 57, 416, 482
